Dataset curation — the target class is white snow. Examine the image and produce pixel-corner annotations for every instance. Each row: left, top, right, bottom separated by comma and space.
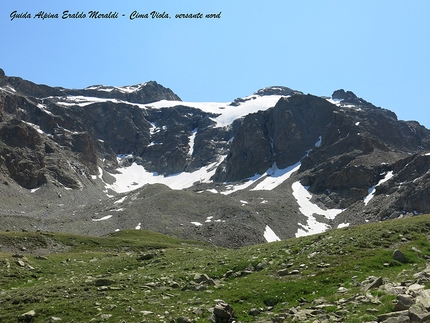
92, 215, 113, 222
191, 222, 203, 227
221, 160, 301, 195
85, 83, 148, 94
55, 93, 285, 128
337, 222, 350, 228
135, 223, 141, 230
251, 162, 301, 191
22, 121, 47, 135
240, 200, 248, 204
188, 128, 198, 156
114, 196, 127, 204
325, 98, 343, 106
264, 225, 281, 242
105, 161, 219, 194
221, 175, 261, 195
315, 136, 322, 147
30, 187, 41, 193
363, 171, 394, 205
355, 122, 360, 126
292, 181, 344, 237
37, 103, 54, 116
0, 85, 17, 94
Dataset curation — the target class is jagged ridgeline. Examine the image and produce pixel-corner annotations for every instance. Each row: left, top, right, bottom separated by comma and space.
1, 68, 430, 247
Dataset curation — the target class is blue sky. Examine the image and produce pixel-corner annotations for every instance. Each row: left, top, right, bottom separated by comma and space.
2, 1, 430, 127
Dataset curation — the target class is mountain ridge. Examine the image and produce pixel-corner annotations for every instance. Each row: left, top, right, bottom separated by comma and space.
1, 68, 430, 247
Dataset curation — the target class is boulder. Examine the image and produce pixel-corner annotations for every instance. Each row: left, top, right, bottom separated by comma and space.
409, 303, 430, 323
210, 302, 235, 323
18, 310, 36, 322
393, 250, 407, 263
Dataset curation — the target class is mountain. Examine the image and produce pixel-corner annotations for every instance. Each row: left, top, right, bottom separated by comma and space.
1, 68, 430, 247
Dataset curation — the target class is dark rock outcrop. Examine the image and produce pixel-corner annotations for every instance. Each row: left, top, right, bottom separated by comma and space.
213, 95, 339, 182
0, 119, 46, 189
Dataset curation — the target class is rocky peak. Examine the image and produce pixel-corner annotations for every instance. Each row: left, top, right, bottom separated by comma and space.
64, 80, 181, 104
0, 68, 6, 84
254, 86, 303, 97
332, 89, 368, 105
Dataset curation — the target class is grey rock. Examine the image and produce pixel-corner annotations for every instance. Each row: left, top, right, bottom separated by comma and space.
137, 253, 156, 261
277, 268, 289, 276
407, 284, 426, 297
248, 308, 261, 316
393, 250, 407, 263
377, 310, 409, 322
16, 259, 26, 267
416, 290, 430, 310
409, 303, 430, 323
46, 317, 62, 323
394, 294, 415, 311
364, 276, 384, 291
18, 310, 36, 322
94, 278, 115, 286
211, 302, 235, 323
35, 255, 49, 261
194, 273, 215, 285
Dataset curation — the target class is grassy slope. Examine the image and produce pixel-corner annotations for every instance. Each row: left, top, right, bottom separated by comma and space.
1, 215, 430, 323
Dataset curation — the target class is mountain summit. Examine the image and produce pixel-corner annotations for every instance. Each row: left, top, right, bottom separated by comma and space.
1, 69, 429, 247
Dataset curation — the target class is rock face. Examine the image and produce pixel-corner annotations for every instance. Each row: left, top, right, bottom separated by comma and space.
0, 119, 47, 189
213, 95, 335, 181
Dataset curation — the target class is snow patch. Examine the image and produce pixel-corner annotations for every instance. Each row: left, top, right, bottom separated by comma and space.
144, 95, 286, 128
264, 225, 281, 242
92, 215, 113, 222
221, 175, 261, 195
135, 223, 141, 230
251, 162, 301, 191
188, 128, 198, 156
114, 196, 127, 204
363, 171, 394, 205
292, 181, 344, 237
105, 161, 219, 194
337, 223, 350, 228
315, 136, 322, 147
191, 222, 203, 227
